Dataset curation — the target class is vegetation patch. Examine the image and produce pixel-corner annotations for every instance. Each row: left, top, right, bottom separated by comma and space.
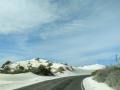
93, 64, 120, 90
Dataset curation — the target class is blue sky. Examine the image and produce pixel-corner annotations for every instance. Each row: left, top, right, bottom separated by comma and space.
0, 0, 120, 66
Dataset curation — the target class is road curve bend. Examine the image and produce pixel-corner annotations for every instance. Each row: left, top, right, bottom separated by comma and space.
15, 75, 90, 90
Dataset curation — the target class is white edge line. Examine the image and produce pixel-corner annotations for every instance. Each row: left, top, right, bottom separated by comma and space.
81, 79, 85, 90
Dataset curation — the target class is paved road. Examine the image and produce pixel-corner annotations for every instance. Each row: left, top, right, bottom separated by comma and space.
15, 75, 89, 90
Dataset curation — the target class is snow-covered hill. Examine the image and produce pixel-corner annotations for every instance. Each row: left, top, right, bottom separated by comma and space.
1, 58, 105, 76
1, 58, 74, 75
78, 64, 105, 70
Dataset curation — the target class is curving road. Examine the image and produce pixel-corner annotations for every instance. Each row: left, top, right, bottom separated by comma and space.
15, 75, 89, 90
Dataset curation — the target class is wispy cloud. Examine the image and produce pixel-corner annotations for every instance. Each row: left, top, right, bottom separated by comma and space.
0, 0, 57, 34
0, 0, 120, 66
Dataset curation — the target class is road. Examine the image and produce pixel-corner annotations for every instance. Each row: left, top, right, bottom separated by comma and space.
15, 75, 89, 90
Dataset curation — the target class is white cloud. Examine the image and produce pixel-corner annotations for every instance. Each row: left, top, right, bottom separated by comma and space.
0, 0, 56, 34
39, 20, 84, 39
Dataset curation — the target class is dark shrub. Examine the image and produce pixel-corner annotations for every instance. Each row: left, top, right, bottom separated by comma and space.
65, 67, 70, 71
38, 65, 53, 76
13, 69, 24, 74
70, 66, 74, 71
64, 63, 68, 65
2, 66, 11, 74
91, 70, 99, 76
35, 58, 40, 61
12, 66, 26, 74
2, 61, 11, 68
31, 65, 54, 76
30, 67, 39, 74
47, 62, 53, 67
19, 66, 24, 70
56, 67, 65, 73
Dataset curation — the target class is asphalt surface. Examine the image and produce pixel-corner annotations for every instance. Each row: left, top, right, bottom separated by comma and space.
15, 75, 90, 90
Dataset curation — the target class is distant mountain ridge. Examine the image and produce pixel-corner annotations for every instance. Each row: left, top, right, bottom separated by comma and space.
79, 64, 105, 70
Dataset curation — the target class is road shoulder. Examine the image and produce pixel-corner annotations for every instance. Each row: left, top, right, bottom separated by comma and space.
83, 77, 113, 90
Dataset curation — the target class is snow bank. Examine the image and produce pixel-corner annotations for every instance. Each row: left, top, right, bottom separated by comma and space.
0, 72, 59, 90
0, 72, 38, 81
83, 77, 113, 90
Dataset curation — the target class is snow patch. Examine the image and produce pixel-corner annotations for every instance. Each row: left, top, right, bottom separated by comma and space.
83, 77, 113, 90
